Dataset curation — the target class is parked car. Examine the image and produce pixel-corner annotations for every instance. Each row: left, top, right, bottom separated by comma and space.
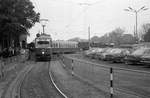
84, 49, 92, 56
105, 48, 130, 63
94, 48, 110, 59
124, 47, 150, 65
86, 48, 103, 59
91, 48, 105, 59
102, 48, 121, 61
141, 49, 150, 65
84, 48, 98, 57
98, 48, 113, 60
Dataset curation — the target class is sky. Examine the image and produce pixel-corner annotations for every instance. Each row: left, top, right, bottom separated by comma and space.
27, 0, 150, 43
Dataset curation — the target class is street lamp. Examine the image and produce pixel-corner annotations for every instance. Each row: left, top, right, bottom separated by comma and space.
40, 19, 48, 34
124, 6, 148, 43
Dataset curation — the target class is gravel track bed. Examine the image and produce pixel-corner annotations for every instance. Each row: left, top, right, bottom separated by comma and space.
0, 60, 31, 98
21, 61, 63, 98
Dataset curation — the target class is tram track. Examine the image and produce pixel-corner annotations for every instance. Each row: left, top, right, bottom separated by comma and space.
4, 59, 71, 98
12, 61, 67, 98
6, 55, 148, 98
48, 61, 68, 98
4, 62, 35, 98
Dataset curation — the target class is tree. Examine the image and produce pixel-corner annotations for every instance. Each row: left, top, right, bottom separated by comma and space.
140, 23, 150, 41
143, 28, 150, 42
0, 0, 40, 32
142, 23, 150, 34
0, 0, 40, 48
98, 33, 110, 44
121, 34, 136, 44
91, 36, 99, 42
108, 27, 125, 45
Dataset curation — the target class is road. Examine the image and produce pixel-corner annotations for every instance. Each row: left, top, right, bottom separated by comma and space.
2, 52, 150, 98
63, 54, 150, 98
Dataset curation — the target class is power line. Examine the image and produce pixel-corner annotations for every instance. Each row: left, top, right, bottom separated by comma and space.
33, 0, 109, 37
65, 7, 89, 28
64, 0, 108, 28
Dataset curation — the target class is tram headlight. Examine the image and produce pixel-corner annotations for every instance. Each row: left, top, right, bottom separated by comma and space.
42, 51, 45, 54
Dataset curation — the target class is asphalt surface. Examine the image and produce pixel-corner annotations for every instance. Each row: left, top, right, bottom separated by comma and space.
2, 52, 150, 98
63, 54, 150, 98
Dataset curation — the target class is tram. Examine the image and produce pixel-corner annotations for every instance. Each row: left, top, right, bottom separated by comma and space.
35, 34, 52, 60
52, 40, 79, 54
34, 33, 80, 60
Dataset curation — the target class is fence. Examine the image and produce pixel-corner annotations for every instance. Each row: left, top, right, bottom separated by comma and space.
0, 50, 29, 79
61, 55, 150, 98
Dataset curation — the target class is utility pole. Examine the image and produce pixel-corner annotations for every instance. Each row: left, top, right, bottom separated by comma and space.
134, 25, 136, 39
88, 26, 91, 49
135, 11, 138, 40
78, 2, 92, 49
124, 6, 148, 43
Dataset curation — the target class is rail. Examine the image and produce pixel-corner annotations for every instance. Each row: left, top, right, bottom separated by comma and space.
4, 63, 34, 98
48, 61, 68, 98
19, 65, 35, 98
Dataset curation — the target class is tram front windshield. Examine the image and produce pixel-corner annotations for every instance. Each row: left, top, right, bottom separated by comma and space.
38, 41, 49, 45
36, 41, 50, 48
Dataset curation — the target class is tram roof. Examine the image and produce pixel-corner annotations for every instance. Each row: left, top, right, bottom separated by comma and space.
52, 40, 78, 44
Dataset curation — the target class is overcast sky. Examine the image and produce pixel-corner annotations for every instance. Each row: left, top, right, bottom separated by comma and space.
27, 0, 150, 42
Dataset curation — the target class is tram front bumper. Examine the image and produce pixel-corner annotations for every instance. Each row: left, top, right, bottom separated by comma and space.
36, 53, 51, 59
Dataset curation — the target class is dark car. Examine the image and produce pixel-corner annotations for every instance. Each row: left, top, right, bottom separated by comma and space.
124, 48, 150, 65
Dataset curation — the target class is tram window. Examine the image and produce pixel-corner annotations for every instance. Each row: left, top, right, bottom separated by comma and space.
52, 43, 54, 48
56, 43, 58, 48
37, 41, 49, 44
